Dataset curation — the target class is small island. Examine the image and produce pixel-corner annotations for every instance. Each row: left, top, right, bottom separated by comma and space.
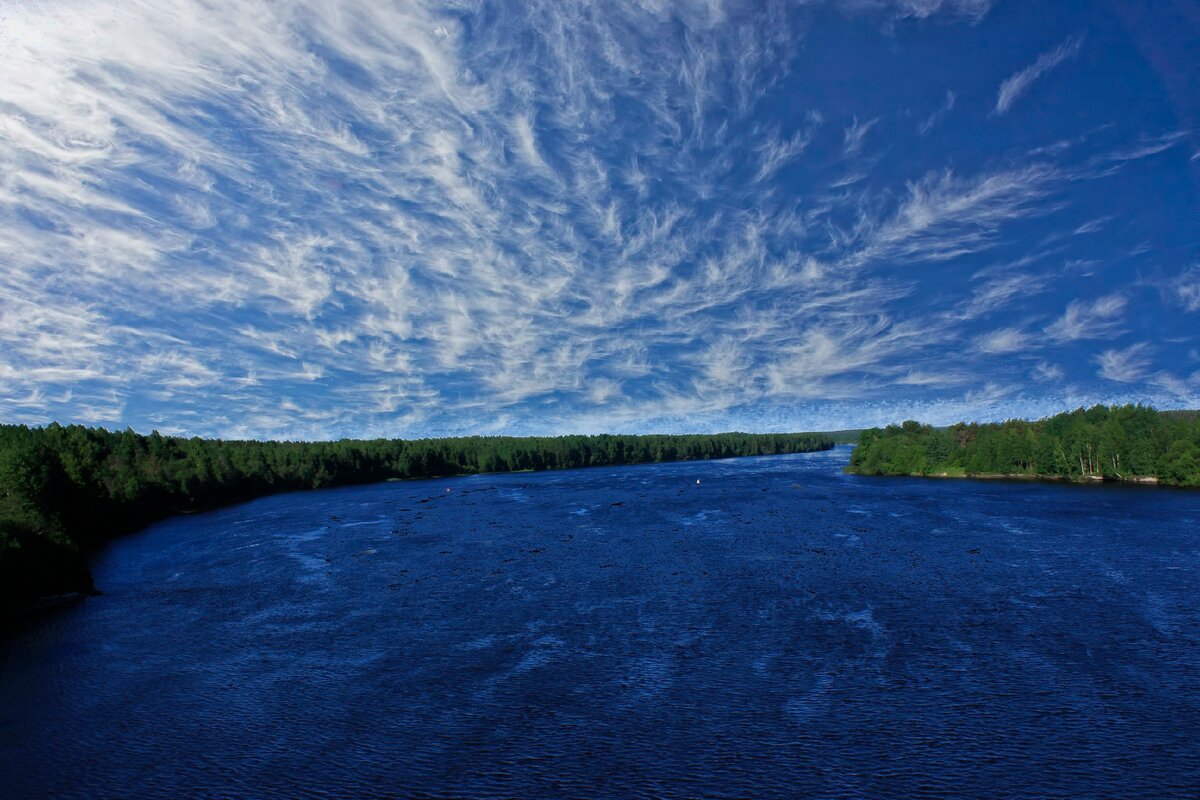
847, 404, 1200, 487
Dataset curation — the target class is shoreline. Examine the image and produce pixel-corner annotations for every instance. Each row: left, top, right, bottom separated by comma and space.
846, 469, 1173, 488
3, 444, 835, 621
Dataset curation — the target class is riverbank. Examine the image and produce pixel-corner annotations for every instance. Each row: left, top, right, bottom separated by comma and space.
847, 405, 1199, 489
2, 428, 834, 617
849, 468, 1167, 487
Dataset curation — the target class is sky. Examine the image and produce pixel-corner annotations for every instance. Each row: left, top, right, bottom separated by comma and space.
1, 0, 1198, 440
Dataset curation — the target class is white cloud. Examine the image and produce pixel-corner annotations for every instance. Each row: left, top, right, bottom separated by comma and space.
1044, 294, 1126, 342
510, 113, 554, 175
754, 112, 823, 182
1105, 131, 1190, 162
839, 0, 994, 22
958, 270, 1050, 319
994, 34, 1085, 116
917, 90, 956, 135
0, 0, 1177, 438
1072, 216, 1111, 235
1148, 370, 1200, 400
843, 116, 879, 156
975, 327, 1031, 354
841, 165, 1057, 269
1172, 266, 1200, 312
963, 381, 1018, 407
1095, 343, 1152, 383
1033, 361, 1063, 382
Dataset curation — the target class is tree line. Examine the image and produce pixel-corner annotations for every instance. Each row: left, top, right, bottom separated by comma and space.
847, 405, 1200, 486
1, 424, 832, 610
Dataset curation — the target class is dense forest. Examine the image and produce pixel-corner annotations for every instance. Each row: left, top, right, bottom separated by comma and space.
848, 405, 1200, 486
0, 424, 832, 611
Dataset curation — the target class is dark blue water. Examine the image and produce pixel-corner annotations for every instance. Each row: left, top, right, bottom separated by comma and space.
2, 447, 1199, 798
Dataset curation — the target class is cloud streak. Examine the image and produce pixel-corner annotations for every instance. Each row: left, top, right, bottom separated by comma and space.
1044, 294, 1126, 342
994, 34, 1085, 116
918, 90, 956, 136
1096, 344, 1152, 383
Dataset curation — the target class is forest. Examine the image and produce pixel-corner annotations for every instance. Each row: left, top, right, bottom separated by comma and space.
847, 405, 1200, 486
0, 424, 832, 611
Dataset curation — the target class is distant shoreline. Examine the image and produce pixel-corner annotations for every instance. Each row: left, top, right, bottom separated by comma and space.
847, 468, 1175, 489
845, 405, 1198, 490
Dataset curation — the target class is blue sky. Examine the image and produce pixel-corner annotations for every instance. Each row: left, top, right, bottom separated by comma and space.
1, 0, 1197, 439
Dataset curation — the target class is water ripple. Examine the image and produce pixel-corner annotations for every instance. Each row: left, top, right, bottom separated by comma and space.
2, 449, 1199, 798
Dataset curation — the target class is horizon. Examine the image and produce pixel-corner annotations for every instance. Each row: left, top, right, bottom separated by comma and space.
7, 401, 1194, 443
2, 0, 1198, 439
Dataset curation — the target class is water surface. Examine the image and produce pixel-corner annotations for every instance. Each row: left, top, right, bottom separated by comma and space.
2, 447, 1199, 798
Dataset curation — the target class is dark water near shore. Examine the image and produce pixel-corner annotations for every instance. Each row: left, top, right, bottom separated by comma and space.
2, 447, 1199, 798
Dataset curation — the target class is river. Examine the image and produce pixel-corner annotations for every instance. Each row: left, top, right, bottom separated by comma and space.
2, 446, 1198, 798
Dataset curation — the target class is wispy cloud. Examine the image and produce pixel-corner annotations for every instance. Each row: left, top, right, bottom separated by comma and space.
1033, 361, 1064, 382
994, 34, 1085, 116
957, 269, 1051, 319
843, 116, 879, 156
1095, 343, 1152, 383
754, 112, 824, 182
1173, 266, 1200, 313
975, 327, 1032, 354
840, 165, 1057, 269
1105, 131, 1190, 162
1044, 294, 1126, 342
842, 0, 995, 22
0, 1, 1188, 437
1072, 216, 1112, 235
918, 90, 956, 135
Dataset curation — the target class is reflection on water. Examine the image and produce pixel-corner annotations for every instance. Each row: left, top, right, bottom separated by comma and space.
2, 447, 1199, 798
